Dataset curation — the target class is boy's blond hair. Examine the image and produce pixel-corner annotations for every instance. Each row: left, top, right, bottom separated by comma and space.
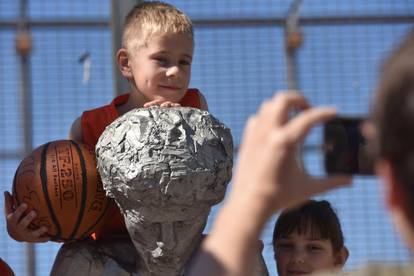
122, 1, 194, 54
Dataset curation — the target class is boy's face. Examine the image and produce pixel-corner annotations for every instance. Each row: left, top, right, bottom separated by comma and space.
128, 32, 193, 103
274, 230, 339, 276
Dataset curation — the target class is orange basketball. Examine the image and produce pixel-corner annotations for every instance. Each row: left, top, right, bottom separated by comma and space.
12, 140, 110, 242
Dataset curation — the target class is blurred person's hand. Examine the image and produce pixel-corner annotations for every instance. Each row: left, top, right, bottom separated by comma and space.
230, 91, 351, 218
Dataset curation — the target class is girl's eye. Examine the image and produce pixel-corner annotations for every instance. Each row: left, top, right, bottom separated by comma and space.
308, 245, 324, 252
277, 243, 293, 251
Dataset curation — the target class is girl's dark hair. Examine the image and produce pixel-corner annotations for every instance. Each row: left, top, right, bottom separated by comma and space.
272, 200, 344, 254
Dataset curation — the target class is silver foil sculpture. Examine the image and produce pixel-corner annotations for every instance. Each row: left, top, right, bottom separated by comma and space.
96, 107, 233, 276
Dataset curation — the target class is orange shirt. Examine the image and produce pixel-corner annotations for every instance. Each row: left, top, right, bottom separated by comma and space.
81, 89, 202, 238
0, 258, 14, 276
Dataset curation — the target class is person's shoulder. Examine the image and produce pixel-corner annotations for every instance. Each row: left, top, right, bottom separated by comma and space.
83, 101, 113, 114
187, 88, 208, 110
68, 103, 110, 143
358, 263, 414, 276
68, 116, 83, 142
314, 263, 414, 276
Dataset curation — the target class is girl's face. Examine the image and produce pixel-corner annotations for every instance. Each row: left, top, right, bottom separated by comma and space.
275, 230, 342, 276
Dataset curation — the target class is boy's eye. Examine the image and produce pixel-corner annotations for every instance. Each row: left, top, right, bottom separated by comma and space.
179, 59, 191, 66
154, 57, 169, 65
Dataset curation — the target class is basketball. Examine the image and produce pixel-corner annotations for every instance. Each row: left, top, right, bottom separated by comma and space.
12, 140, 110, 242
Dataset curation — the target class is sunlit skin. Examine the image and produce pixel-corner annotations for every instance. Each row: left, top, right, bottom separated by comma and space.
275, 230, 344, 276
119, 32, 194, 111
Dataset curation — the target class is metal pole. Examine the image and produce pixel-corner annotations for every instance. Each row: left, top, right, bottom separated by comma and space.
16, 0, 35, 275
284, 0, 304, 170
2, 14, 414, 29
111, 0, 142, 96
285, 0, 303, 91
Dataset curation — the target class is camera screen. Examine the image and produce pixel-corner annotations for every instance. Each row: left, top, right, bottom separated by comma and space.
323, 117, 374, 175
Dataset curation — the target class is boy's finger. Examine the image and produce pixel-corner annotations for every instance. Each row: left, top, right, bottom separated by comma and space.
18, 210, 36, 229
143, 100, 160, 107
31, 227, 50, 242
35, 236, 51, 243
8, 203, 28, 223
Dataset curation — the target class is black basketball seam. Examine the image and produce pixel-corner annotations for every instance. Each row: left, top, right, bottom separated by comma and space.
41, 142, 62, 239
54, 145, 63, 210
68, 141, 88, 240
12, 163, 22, 206
69, 143, 79, 208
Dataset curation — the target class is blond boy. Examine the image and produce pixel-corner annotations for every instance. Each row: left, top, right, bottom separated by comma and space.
6, 1, 208, 242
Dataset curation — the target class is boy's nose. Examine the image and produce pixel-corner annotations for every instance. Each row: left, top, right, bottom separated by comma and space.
166, 66, 179, 78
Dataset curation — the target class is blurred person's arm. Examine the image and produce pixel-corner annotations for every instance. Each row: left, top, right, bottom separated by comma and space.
188, 91, 350, 276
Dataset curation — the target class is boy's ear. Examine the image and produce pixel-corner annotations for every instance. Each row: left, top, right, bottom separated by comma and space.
335, 246, 349, 267
116, 48, 132, 79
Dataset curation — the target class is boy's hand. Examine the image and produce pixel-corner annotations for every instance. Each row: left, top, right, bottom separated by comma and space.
143, 99, 181, 108
4, 191, 50, 242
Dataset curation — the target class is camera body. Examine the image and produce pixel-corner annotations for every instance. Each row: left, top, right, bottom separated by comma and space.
323, 117, 374, 175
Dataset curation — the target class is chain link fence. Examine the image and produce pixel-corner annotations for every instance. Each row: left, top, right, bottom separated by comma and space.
0, 0, 413, 275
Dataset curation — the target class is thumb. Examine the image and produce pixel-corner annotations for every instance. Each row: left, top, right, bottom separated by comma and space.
4, 191, 13, 216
